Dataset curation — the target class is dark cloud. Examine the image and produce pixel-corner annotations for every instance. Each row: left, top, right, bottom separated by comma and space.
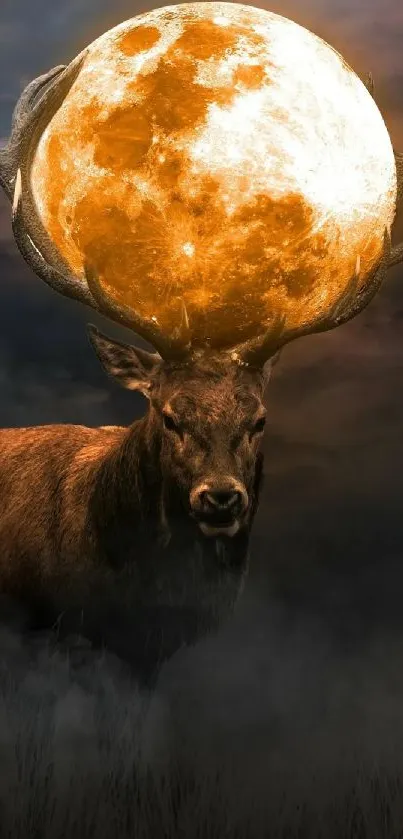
0, 222, 149, 427
1, 0, 403, 135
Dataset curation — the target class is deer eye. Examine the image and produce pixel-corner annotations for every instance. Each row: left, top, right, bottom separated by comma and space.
251, 416, 266, 435
163, 412, 181, 434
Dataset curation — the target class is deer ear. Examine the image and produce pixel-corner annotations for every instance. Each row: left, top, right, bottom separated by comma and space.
87, 324, 162, 396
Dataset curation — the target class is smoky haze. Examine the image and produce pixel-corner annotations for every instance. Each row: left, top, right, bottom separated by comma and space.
1, 0, 403, 834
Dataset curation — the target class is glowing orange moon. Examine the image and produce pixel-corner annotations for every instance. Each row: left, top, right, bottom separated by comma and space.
30, 2, 397, 348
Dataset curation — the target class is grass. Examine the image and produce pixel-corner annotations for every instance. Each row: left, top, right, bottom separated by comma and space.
1, 628, 403, 838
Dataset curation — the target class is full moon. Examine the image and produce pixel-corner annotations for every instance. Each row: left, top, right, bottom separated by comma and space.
30, 2, 397, 348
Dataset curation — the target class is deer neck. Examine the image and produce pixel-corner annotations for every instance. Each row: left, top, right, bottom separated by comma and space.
91, 413, 165, 556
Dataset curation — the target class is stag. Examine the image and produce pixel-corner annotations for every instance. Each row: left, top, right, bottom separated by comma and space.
0, 62, 402, 683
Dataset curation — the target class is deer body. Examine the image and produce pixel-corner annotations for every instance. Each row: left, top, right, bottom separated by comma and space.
0, 423, 126, 578
0, 368, 264, 679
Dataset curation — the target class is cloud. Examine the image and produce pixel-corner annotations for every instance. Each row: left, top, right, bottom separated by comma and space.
1, 0, 402, 130
0, 243, 151, 427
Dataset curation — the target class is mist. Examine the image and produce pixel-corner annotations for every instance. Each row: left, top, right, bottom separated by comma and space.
3, 558, 403, 836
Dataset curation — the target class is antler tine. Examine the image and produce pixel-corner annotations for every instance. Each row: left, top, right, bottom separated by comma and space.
84, 262, 192, 360
235, 229, 391, 368
11, 66, 67, 133
364, 71, 374, 97
229, 313, 287, 367
170, 298, 191, 345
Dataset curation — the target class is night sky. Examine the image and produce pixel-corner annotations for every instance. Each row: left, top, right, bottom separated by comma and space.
1, 0, 403, 821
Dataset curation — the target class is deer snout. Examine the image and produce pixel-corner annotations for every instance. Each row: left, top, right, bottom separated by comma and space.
190, 481, 248, 520
202, 489, 241, 511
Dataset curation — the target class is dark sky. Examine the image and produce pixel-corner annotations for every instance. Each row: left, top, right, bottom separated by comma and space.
1, 0, 403, 823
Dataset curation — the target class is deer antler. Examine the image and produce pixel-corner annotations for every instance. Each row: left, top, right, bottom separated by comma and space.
0, 60, 192, 361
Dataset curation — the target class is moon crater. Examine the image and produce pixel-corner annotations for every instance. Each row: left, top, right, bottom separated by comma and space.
31, 2, 397, 348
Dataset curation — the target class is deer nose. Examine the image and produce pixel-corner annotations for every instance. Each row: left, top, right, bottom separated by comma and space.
202, 490, 241, 510
190, 482, 248, 516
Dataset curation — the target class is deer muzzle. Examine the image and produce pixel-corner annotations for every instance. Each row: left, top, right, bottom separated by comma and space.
189, 480, 249, 537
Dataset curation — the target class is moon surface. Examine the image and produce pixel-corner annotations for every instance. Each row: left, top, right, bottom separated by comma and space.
30, 2, 397, 348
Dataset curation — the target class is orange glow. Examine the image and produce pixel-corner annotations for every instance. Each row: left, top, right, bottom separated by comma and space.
30, 2, 397, 348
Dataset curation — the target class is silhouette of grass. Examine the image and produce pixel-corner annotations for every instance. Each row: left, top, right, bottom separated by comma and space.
1, 627, 403, 839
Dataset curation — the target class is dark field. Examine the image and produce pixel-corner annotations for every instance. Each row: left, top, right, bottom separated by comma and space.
1, 626, 403, 839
